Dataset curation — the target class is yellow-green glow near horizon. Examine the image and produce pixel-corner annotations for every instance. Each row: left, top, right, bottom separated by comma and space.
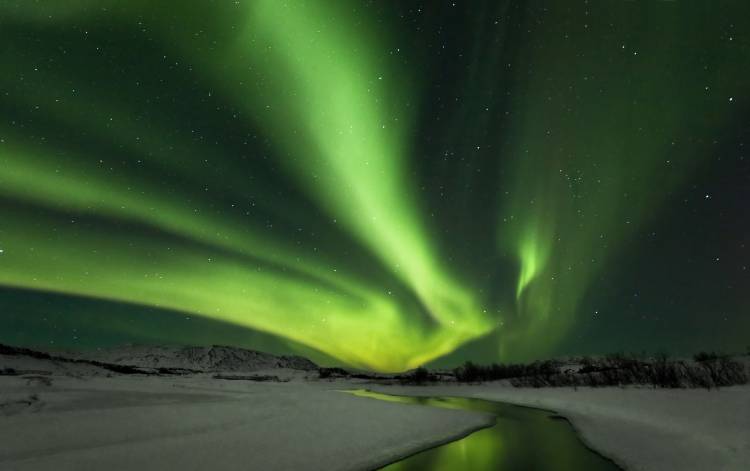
1, 1, 749, 369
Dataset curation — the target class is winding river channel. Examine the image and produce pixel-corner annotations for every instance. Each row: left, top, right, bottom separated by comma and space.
349, 390, 621, 471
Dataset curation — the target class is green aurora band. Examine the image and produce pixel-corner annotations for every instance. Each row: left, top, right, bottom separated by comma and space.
0, 1, 748, 370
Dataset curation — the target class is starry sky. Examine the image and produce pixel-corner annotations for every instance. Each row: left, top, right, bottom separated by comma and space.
1, 1, 748, 371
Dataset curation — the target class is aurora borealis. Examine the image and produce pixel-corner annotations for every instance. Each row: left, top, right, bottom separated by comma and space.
1, 1, 748, 371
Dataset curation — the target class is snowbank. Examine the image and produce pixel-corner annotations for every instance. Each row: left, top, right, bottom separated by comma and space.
0, 375, 493, 471
368, 383, 750, 471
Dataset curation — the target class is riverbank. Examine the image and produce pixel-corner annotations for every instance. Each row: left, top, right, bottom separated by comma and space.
367, 382, 750, 471
2, 369, 748, 470
0, 374, 493, 471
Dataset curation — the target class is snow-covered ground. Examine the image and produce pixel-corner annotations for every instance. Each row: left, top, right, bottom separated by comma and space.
2, 345, 748, 470
367, 382, 750, 471
0, 374, 492, 471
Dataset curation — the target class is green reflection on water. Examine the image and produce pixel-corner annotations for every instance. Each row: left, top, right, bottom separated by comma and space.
347, 390, 621, 471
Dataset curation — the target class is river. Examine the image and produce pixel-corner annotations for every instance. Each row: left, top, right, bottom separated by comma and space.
349, 390, 621, 470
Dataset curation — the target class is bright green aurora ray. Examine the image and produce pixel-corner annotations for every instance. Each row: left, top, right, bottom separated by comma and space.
1, 1, 748, 369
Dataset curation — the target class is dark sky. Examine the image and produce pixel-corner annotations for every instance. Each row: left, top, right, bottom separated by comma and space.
0, 1, 748, 371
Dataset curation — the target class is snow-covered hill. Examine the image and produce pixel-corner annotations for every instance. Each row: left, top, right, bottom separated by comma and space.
0, 343, 317, 376
71, 345, 318, 372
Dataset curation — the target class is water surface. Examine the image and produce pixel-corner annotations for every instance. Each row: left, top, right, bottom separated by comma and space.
349, 390, 621, 471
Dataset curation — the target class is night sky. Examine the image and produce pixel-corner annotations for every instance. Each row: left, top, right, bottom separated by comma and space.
1, 1, 748, 371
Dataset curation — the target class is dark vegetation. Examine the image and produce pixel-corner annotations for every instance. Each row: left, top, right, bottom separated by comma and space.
452, 352, 748, 389
453, 360, 561, 383
315, 350, 748, 389
317, 365, 441, 383
403, 366, 438, 385
318, 367, 350, 379
212, 373, 288, 382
